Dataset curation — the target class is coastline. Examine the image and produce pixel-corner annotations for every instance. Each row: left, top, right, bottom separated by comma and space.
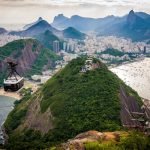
0, 88, 21, 100
111, 57, 150, 100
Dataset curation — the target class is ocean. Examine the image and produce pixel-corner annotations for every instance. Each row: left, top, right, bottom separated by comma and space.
111, 58, 150, 100
0, 96, 16, 127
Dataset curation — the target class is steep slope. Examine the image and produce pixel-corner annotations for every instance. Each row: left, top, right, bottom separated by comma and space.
63, 27, 86, 40
0, 27, 7, 34
4, 57, 143, 149
23, 17, 43, 30
22, 20, 59, 37
127, 10, 148, 30
97, 10, 150, 41
35, 30, 61, 49
52, 14, 69, 29
0, 39, 59, 85
9, 20, 60, 37
136, 12, 150, 19
123, 10, 150, 40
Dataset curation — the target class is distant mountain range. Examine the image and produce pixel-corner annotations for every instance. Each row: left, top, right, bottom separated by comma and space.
1, 10, 149, 41
52, 10, 150, 41
9, 19, 60, 37
0, 27, 7, 34
8, 19, 86, 41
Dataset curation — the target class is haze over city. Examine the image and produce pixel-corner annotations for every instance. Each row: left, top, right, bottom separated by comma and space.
0, 0, 150, 29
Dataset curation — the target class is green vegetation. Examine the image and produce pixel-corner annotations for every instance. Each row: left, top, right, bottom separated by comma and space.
0, 39, 28, 85
101, 48, 125, 57
0, 39, 40, 58
4, 57, 143, 149
0, 39, 60, 85
85, 131, 150, 150
4, 93, 31, 133
0, 39, 24, 58
35, 30, 63, 50
63, 27, 86, 40
99, 48, 143, 65
5, 129, 46, 150
26, 48, 60, 77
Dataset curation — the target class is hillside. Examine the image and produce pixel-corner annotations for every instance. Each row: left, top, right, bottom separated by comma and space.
52, 11, 150, 41
0, 27, 7, 34
58, 130, 150, 150
63, 27, 86, 40
4, 57, 144, 149
0, 39, 59, 85
22, 20, 58, 37
23, 17, 43, 30
35, 30, 62, 49
9, 20, 60, 37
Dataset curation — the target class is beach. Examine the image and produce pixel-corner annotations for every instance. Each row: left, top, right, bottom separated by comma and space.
0, 89, 21, 100
111, 57, 150, 100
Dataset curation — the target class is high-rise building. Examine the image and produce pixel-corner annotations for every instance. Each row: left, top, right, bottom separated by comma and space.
53, 40, 60, 53
63, 42, 67, 51
143, 46, 146, 54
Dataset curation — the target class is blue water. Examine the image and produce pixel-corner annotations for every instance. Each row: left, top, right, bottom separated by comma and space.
0, 96, 16, 127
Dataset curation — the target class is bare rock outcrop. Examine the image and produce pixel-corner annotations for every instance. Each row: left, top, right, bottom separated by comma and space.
60, 131, 122, 150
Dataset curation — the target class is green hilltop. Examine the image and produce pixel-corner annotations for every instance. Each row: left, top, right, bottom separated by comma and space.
63, 27, 86, 40
0, 39, 59, 85
4, 57, 143, 149
35, 30, 63, 50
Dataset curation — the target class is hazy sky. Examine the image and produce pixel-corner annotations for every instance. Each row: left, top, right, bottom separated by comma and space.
0, 0, 150, 30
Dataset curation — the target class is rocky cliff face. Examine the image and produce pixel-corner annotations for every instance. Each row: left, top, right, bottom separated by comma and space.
0, 39, 41, 75
17, 41, 42, 74
0, 39, 58, 85
60, 130, 124, 150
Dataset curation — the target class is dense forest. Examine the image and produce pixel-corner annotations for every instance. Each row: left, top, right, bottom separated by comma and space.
4, 57, 144, 149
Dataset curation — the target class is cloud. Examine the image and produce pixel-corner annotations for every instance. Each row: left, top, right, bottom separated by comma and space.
0, 0, 150, 29
0, 0, 149, 6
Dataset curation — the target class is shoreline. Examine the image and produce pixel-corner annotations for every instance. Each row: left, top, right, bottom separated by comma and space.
111, 57, 150, 100
0, 88, 21, 100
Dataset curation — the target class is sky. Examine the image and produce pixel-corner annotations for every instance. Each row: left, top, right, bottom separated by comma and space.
0, 0, 150, 30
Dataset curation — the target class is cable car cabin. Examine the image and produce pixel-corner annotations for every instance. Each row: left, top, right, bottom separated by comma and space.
3, 60, 24, 92
4, 77, 24, 91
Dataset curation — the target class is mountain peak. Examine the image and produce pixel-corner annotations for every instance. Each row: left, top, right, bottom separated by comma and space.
23, 17, 44, 30
38, 17, 43, 21
4, 57, 144, 149
64, 26, 77, 31
36, 19, 50, 26
129, 10, 135, 15
71, 15, 81, 19
54, 14, 68, 20
58, 13, 64, 17
127, 10, 137, 26
0, 27, 7, 34
63, 27, 86, 40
